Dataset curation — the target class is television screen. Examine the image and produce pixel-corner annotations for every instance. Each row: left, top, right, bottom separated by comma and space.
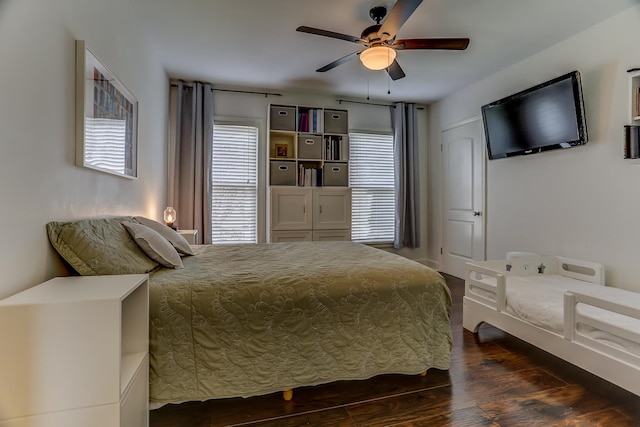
481, 71, 588, 160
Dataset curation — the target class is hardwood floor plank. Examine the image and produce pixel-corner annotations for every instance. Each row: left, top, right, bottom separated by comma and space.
346, 385, 463, 427
392, 406, 500, 427
547, 408, 635, 427
448, 352, 548, 384
479, 384, 617, 425
231, 407, 354, 427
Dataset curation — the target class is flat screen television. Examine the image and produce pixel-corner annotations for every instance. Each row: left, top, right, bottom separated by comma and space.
481, 70, 588, 160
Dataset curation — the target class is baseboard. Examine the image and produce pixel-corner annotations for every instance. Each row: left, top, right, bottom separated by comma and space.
414, 258, 441, 270
423, 258, 440, 270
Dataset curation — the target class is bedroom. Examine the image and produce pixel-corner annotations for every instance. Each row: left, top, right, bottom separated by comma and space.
1, 0, 640, 424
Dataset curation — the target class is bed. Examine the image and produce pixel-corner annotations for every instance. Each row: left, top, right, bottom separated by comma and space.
45, 216, 452, 406
463, 255, 640, 396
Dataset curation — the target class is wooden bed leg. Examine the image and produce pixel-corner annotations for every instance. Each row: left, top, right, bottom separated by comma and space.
283, 389, 293, 401
420, 371, 427, 377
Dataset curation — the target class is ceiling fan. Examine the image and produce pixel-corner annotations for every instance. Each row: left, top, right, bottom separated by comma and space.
296, 0, 469, 80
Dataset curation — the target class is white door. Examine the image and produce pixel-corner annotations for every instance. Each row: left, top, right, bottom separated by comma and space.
441, 119, 485, 278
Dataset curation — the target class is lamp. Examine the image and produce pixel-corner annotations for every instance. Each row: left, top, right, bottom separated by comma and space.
163, 207, 177, 229
359, 45, 396, 70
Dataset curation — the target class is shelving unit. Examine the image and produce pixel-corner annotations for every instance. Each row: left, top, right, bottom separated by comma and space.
0, 274, 149, 427
268, 104, 352, 242
626, 69, 640, 162
630, 69, 640, 124
268, 104, 349, 188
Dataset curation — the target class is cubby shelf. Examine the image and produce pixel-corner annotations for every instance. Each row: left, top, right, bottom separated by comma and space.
629, 69, 640, 124
626, 69, 640, 162
268, 104, 349, 188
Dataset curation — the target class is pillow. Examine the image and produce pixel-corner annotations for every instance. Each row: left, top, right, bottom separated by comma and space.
46, 216, 159, 275
134, 216, 195, 256
122, 221, 183, 269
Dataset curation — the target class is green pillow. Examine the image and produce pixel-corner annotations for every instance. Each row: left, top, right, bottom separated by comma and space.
46, 216, 159, 275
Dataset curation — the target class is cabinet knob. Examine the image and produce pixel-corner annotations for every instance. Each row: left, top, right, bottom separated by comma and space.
473, 211, 482, 217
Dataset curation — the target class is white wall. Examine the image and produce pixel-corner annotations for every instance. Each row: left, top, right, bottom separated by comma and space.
0, 0, 168, 299
429, 5, 640, 291
211, 89, 430, 262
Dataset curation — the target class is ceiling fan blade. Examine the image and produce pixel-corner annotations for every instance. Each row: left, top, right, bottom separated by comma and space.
386, 60, 406, 81
393, 38, 470, 50
316, 51, 360, 72
296, 26, 363, 44
378, 0, 423, 41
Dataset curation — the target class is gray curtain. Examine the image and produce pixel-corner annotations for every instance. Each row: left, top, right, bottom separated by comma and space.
173, 82, 213, 244
392, 102, 420, 249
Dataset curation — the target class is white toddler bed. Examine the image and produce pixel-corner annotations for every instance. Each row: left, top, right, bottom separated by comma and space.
463, 255, 640, 396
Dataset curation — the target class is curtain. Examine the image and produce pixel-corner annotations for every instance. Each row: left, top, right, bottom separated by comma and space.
172, 82, 214, 244
392, 102, 420, 249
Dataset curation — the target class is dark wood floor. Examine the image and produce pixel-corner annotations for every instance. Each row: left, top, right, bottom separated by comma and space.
150, 273, 640, 426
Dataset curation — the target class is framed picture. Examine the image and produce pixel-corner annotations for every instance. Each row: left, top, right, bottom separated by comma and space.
75, 40, 138, 179
275, 143, 288, 158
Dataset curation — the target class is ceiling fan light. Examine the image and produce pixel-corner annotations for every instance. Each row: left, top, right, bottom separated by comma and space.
360, 46, 396, 70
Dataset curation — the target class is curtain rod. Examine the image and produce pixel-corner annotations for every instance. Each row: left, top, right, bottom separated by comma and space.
336, 99, 424, 110
170, 82, 282, 98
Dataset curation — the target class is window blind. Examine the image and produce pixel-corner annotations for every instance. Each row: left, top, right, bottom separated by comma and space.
211, 124, 258, 244
349, 132, 395, 243
84, 117, 126, 174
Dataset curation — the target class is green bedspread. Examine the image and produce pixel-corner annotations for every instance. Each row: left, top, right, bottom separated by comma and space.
148, 241, 452, 404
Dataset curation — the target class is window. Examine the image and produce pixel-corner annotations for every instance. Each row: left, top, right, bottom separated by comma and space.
349, 132, 395, 243
211, 124, 258, 244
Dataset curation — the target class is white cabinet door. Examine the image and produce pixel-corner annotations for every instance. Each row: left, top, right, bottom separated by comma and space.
270, 187, 312, 230
312, 188, 352, 230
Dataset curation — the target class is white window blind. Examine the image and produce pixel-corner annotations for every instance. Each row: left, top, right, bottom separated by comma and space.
84, 117, 126, 174
211, 124, 258, 244
349, 132, 395, 243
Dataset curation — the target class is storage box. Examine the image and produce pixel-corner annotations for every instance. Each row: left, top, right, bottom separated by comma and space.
270, 105, 296, 131
270, 161, 296, 186
323, 109, 348, 134
297, 135, 322, 159
322, 162, 348, 186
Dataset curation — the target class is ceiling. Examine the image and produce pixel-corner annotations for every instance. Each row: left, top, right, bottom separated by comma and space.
129, 0, 639, 103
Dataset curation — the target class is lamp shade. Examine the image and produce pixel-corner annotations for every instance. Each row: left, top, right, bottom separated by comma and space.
360, 46, 396, 70
163, 207, 176, 227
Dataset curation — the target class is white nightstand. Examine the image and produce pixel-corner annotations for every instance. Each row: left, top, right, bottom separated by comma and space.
178, 229, 198, 245
0, 275, 149, 427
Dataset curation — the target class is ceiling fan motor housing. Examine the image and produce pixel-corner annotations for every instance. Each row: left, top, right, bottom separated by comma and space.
361, 24, 383, 44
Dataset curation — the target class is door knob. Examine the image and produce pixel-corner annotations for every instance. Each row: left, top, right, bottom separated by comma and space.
473, 211, 482, 217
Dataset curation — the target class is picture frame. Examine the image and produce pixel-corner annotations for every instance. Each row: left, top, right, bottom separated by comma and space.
275, 143, 288, 158
75, 40, 138, 179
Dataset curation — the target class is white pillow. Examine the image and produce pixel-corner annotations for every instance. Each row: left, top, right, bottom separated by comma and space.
122, 221, 184, 269
134, 216, 195, 256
